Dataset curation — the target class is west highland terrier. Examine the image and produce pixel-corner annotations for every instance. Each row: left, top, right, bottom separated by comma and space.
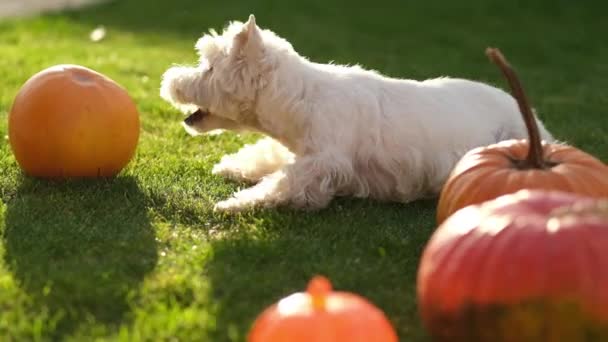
160, 15, 554, 212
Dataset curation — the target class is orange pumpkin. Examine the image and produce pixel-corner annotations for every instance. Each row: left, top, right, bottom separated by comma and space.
248, 276, 398, 342
419, 190, 608, 341
8, 64, 140, 178
436, 48, 608, 224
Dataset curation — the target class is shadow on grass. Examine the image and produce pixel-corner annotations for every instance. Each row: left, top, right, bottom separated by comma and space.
204, 198, 436, 341
3, 176, 157, 339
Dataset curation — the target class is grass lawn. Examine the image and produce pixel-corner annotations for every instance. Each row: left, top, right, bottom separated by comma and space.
1, 0, 607, 340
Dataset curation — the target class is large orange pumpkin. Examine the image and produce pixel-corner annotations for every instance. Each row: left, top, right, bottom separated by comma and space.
419, 190, 608, 341
8, 64, 140, 178
436, 48, 608, 224
248, 276, 398, 342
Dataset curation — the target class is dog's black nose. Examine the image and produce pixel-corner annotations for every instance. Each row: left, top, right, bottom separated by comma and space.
184, 109, 207, 126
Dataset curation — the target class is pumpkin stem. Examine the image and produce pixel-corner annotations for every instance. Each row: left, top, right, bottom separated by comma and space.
486, 48, 546, 169
307, 276, 332, 311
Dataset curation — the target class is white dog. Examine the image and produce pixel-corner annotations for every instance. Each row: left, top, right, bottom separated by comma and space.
160, 15, 554, 212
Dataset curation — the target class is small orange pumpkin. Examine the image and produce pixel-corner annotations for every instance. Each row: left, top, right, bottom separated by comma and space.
248, 276, 398, 342
8, 64, 140, 178
418, 190, 608, 341
436, 48, 608, 224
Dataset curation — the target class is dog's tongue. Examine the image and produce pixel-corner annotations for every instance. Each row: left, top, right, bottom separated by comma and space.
184, 109, 209, 126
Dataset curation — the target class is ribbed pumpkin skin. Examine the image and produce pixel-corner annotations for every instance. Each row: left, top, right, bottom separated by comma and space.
248, 292, 398, 342
248, 277, 398, 342
419, 190, 608, 341
8, 64, 140, 178
436, 139, 608, 224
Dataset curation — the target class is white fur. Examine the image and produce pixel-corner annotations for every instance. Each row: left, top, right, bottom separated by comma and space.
160, 15, 555, 212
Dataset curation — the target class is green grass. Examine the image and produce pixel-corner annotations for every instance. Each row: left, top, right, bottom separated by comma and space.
0, 0, 607, 340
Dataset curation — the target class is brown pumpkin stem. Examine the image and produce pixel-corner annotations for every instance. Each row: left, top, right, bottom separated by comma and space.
308, 276, 332, 311
486, 48, 546, 169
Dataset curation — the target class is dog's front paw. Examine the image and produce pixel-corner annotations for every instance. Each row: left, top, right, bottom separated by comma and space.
212, 158, 259, 183
211, 160, 241, 179
213, 198, 250, 213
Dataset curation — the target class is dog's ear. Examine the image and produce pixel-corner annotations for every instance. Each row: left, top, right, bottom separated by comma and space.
231, 14, 264, 61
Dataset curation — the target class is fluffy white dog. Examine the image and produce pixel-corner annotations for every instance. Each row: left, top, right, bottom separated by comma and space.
160, 15, 554, 212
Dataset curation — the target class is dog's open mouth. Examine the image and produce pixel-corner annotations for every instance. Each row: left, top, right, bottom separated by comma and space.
184, 109, 210, 126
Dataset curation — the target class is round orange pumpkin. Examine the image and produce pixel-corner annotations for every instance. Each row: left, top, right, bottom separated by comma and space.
419, 190, 608, 341
8, 64, 140, 178
248, 276, 398, 342
436, 48, 608, 224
